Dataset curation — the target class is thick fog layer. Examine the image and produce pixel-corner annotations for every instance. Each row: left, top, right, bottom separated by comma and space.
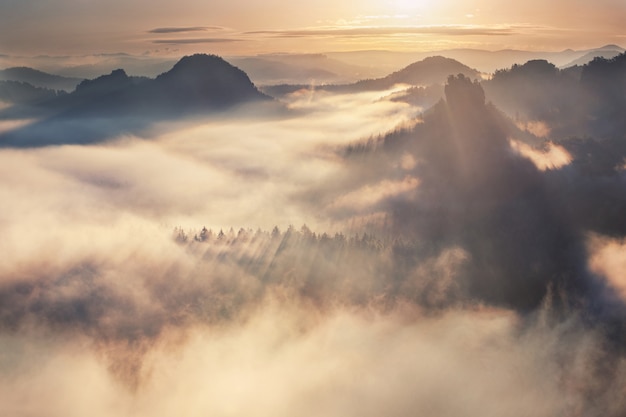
1, 57, 626, 416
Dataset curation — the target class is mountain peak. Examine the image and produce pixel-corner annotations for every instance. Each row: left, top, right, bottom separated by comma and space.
389, 55, 481, 85
153, 54, 268, 108
159, 54, 247, 81
598, 44, 624, 51
444, 74, 486, 114
422, 55, 459, 63
403, 55, 470, 70
157, 54, 256, 88
75, 68, 131, 94
168, 54, 230, 71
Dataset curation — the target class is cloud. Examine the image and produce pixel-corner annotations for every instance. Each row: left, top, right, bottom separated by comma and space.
147, 26, 223, 34
588, 235, 626, 302
245, 25, 519, 39
1, 302, 625, 417
327, 176, 420, 217
509, 139, 572, 171
151, 38, 242, 44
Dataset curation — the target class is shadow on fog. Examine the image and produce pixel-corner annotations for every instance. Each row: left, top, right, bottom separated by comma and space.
337, 73, 626, 321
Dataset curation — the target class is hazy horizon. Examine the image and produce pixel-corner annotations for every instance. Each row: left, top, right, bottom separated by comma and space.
1, 0, 625, 57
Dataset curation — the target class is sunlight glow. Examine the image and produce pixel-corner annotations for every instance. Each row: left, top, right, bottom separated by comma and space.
389, 0, 428, 11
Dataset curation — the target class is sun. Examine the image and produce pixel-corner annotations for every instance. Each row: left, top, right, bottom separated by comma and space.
388, 0, 430, 13
359, 0, 433, 20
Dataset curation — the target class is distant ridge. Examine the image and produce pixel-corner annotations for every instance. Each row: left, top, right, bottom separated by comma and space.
562, 47, 626, 68
0, 67, 82, 91
228, 53, 381, 85
326, 44, 626, 74
598, 44, 624, 50
0, 80, 63, 105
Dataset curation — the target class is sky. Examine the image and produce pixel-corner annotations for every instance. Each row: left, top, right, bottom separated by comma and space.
1, 0, 625, 57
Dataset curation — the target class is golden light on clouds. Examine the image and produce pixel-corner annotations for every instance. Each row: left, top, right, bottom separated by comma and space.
509, 139, 572, 171
0, 0, 624, 56
589, 236, 626, 302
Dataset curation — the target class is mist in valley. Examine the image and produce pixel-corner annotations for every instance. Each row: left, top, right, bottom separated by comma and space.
1, 51, 626, 417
